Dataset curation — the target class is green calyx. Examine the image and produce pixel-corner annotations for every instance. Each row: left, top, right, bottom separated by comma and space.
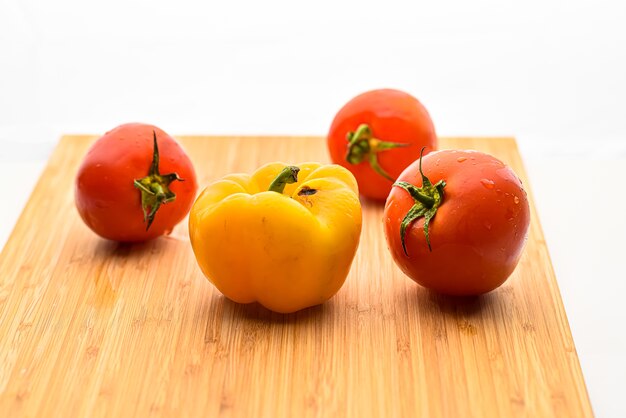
345, 123, 410, 181
393, 148, 446, 255
268, 166, 300, 194
133, 131, 184, 230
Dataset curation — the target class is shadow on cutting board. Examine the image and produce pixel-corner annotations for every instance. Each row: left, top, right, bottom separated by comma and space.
410, 285, 500, 318
220, 297, 333, 325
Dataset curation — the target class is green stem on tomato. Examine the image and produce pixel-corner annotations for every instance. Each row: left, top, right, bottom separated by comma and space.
393, 147, 446, 255
345, 123, 411, 181
133, 131, 184, 230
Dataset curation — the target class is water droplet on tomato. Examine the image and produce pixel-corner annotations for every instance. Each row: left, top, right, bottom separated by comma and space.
484, 222, 492, 230
514, 196, 520, 204
457, 157, 467, 163
480, 179, 495, 189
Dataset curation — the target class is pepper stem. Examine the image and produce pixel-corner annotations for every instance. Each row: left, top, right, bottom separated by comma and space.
345, 123, 411, 181
268, 166, 300, 194
393, 147, 446, 255
133, 131, 184, 230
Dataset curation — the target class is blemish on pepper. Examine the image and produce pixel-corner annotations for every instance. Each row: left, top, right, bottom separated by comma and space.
298, 186, 317, 196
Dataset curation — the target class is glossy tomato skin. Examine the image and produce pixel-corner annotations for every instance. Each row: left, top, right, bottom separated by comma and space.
327, 89, 437, 201
75, 123, 198, 242
384, 150, 530, 295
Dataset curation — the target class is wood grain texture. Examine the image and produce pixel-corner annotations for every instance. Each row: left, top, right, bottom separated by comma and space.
0, 136, 592, 418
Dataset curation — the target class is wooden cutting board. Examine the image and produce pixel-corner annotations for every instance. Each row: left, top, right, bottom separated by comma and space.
0, 136, 592, 417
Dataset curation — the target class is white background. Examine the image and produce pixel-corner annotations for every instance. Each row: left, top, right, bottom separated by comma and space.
1, 1, 625, 416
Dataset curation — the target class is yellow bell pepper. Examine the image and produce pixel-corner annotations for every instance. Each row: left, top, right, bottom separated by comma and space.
188, 162, 362, 313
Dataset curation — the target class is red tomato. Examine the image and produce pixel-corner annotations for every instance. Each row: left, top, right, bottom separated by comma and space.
75, 123, 198, 242
327, 89, 437, 200
384, 149, 530, 295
